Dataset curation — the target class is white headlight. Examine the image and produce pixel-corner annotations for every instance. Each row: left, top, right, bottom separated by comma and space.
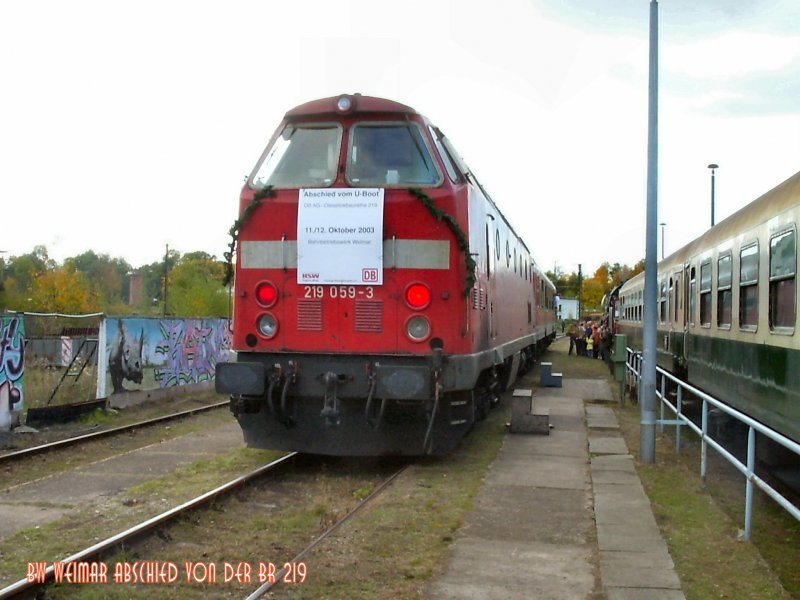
257, 313, 278, 338
336, 95, 353, 112
406, 316, 430, 342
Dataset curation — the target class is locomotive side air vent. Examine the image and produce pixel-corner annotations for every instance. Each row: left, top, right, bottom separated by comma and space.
297, 299, 323, 331
355, 300, 383, 332
471, 287, 487, 310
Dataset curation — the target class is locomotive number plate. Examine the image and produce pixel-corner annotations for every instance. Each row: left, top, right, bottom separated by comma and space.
304, 286, 374, 299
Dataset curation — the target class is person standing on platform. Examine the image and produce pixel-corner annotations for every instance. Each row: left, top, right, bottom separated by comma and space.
567, 321, 578, 355
592, 323, 601, 359
576, 322, 587, 357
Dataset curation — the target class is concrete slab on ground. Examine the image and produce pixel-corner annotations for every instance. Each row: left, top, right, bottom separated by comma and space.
0, 421, 244, 541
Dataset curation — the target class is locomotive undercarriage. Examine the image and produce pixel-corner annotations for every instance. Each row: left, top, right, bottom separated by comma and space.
218, 351, 503, 456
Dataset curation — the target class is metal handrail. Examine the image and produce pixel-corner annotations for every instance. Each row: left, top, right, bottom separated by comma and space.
624, 347, 800, 540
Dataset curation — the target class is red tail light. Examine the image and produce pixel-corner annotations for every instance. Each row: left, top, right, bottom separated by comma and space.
255, 281, 279, 307
404, 283, 431, 310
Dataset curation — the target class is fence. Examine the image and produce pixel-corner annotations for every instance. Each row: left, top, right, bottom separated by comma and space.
23, 313, 103, 410
625, 349, 800, 540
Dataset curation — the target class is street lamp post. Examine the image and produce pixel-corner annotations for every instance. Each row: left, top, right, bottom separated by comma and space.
708, 163, 719, 227
659, 222, 666, 260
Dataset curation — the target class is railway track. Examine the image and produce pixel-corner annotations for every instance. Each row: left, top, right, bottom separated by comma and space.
0, 400, 228, 464
244, 462, 409, 599
0, 452, 410, 599
0, 452, 298, 599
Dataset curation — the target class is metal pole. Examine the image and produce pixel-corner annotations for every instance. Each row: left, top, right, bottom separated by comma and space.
744, 427, 756, 540
708, 164, 718, 227
640, 0, 659, 464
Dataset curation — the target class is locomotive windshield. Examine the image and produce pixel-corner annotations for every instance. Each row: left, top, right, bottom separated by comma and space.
347, 123, 441, 186
252, 124, 342, 188
250, 121, 442, 189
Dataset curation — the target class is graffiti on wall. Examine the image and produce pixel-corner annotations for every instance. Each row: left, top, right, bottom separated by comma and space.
0, 315, 25, 426
104, 317, 230, 394
154, 319, 231, 387
108, 320, 145, 394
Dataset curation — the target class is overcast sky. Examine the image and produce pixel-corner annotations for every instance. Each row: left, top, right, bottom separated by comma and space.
2, 0, 798, 277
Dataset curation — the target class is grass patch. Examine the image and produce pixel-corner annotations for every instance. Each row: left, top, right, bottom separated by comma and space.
615, 400, 796, 599
546, 334, 797, 599
0, 445, 285, 588
278, 396, 511, 598
76, 407, 122, 426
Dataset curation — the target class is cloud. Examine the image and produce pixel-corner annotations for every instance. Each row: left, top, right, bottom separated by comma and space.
663, 33, 800, 117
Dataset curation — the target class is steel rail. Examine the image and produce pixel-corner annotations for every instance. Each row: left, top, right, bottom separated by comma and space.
0, 400, 229, 464
0, 452, 297, 599
244, 462, 410, 599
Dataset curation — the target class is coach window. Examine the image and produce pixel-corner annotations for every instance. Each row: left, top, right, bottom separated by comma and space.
667, 277, 675, 321
252, 123, 342, 188
347, 123, 442, 186
689, 267, 696, 326
717, 253, 732, 328
769, 229, 796, 331
638, 290, 643, 321
700, 262, 712, 326
659, 280, 667, 322
739, 243, 758, 330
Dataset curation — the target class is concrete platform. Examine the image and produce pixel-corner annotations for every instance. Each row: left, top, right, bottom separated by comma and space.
426, 378, 685, 599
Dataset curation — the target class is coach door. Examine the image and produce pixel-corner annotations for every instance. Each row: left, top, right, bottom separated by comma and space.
682, 265, 691, 355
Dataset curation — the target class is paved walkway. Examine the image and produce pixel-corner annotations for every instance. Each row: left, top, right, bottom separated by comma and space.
427, 378, 685, 600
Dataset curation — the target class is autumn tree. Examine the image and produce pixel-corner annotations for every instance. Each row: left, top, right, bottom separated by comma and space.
1, 246, 56, 311
65, 250, 133, 313
166, 252, 229, 317
547, 259, 644, 317
27, 267, 100, 314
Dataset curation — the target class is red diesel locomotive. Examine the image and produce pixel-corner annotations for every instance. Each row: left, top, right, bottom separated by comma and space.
216, 94, 556, 455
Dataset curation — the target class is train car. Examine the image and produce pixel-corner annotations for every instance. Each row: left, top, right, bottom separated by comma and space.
613, 170, 800, 443
215, 94, 557, 456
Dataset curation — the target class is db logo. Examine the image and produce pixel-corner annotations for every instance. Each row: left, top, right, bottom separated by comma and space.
362, 269, 379, 282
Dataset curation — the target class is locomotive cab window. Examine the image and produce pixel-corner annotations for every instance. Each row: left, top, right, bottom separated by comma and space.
347, 123, 442, 187
739, 243, 758, 330
769, 229, 796, 331
717, 254, 732, 328
429, 126, 463, 183
251, 123, 342, 188
700, 262, 712, 327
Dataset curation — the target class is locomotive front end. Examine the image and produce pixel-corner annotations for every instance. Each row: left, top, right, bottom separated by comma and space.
216, 95, 479, 455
